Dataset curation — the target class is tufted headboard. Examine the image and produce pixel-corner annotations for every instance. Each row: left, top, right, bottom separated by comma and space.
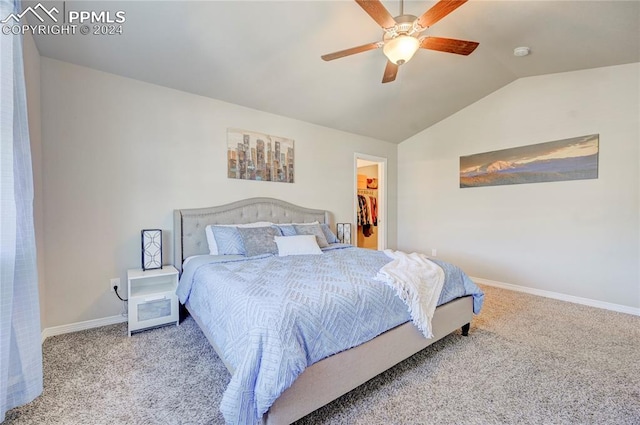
173, 197, 331, 273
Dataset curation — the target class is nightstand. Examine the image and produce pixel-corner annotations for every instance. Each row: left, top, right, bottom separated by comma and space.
127, 266, 179, 336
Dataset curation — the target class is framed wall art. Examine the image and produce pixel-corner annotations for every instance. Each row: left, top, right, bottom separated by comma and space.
460, 134, 599, 188
227, 128, 295, 183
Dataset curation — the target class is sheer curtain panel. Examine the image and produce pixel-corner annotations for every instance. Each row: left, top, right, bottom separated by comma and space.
1, 0, 43, 421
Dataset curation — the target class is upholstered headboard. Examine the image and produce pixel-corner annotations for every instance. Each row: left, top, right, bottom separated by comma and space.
173, 197, 331, 272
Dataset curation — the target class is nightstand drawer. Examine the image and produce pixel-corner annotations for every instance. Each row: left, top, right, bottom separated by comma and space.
136, 293, 173, 321
128, 290, 178, 334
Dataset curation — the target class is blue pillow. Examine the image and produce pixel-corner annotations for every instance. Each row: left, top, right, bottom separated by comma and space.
211, 226, 245, 255
277, 225, 297, 237
321, 223, 339, 244
270, 225, 284, 236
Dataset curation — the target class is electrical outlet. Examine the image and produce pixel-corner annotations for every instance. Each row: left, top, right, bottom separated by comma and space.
110, 278, 120, 292
431, 249, 437, 257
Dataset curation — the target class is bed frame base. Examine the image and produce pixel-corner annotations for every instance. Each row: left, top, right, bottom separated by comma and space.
186, 296, 473, 425
265, 295, 473, 424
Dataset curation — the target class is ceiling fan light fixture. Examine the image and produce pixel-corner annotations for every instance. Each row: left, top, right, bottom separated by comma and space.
383, 35, 420, 65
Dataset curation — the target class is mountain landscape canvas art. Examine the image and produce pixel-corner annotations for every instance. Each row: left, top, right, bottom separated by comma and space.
460, 134, 599, 188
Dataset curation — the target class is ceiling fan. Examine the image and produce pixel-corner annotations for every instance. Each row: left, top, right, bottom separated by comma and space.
321, 0, 479, 83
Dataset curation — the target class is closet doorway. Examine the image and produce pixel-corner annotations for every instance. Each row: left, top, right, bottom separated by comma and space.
354, 154, 386, 250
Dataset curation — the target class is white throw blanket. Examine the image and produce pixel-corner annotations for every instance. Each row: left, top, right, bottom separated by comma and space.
374, 250, 445, 338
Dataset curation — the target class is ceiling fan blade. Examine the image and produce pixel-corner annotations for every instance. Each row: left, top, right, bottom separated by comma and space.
382, 61, 398, 84
355, 0, 397, 30
420, 36, 479, 55
321, 42, 382, 61
416, 0, 467, 29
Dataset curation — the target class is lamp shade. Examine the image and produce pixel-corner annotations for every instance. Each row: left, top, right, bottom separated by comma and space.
383, 35, 420, 65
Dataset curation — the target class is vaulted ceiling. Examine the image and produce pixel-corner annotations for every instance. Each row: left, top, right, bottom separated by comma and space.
25, 0, 640, 143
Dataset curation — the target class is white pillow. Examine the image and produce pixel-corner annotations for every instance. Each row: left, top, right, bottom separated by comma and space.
205, 222, 274, 255
275, 235, 323, 257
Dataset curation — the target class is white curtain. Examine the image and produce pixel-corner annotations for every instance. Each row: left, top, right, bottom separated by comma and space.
0, 0, 43, 421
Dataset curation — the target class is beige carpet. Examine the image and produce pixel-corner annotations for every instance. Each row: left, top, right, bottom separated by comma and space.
4, 285, 640, 424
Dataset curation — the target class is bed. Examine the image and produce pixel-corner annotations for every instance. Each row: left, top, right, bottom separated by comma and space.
173, 197, 483, 424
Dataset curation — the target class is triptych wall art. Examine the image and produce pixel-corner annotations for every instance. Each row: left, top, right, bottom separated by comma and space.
460, 134, 599, 188
227, 128, 295, 183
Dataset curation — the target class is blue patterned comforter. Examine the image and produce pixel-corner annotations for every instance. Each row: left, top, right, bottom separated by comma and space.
177, 245, 483, 424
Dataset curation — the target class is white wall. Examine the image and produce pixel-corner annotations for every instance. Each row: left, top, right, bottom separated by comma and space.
22, 31, 45, 328
398, 63, 639, 309
40, 58, 397, 328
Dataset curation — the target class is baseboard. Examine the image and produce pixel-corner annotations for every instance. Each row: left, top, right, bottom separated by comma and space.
472, 276, 640, 316
41, 315, 128, 343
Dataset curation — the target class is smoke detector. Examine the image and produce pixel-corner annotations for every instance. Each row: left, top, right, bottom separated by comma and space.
513, 47, 530, 57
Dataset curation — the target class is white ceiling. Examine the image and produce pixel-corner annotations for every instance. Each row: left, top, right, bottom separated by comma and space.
25, 0, 640, 143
